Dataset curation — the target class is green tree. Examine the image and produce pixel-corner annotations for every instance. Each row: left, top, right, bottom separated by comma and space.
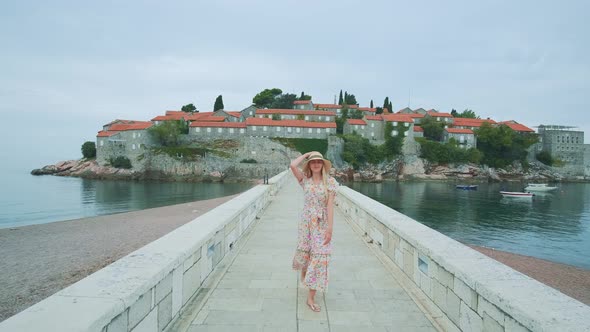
349, 109, 364, 119
384, 122, 405, 156
148, 120, 188, 146
475, 123, 538, 168
382, 97, 389, 111
181, 103, 197, 113
370, 100, 374, 108
81, 141, 96, 158
252, 88, 282, 107
388, 101, 393, 113
109, 156, 132, 169
270, 93, 297, 109
453, 109, 478, 118
338, 90, 343, 105
536, 151, 554, 165
376, 107, 383, 114
420, 117, 445, 141
298, 91, 312, 100
271, 114, 281, 120
213, 95, 224, 112
344, 92, 357, 105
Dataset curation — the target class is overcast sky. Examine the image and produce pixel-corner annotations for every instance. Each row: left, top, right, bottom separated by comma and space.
1, 0, 588, 171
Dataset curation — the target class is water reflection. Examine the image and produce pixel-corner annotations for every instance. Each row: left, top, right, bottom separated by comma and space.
346, 181, 590, 269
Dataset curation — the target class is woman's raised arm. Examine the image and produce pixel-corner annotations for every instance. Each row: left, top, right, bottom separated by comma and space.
290, 152, 311, 184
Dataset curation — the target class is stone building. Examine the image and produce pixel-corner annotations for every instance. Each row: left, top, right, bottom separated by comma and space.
189, 122, 247, 138
96, 121, 153, 165
314, 103, 359, 117
293, 100, 314, 110
343, 119, 368, 137
239, 105, 257, 120
413, 126, 424, 138
536, 125, 585, 175
425, 110, 454, 125
245, 118, 335, 139
443, 128, 476, 149
452, 118, 497, 130
255, 109, 336, 122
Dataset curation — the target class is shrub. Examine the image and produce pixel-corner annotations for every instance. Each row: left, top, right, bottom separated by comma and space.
417, 138, 481, 164
81, 141, 96, 158
109, 156, 132, 169
536, 150, 553, 165
271, 138, 328, 156
240, 158, 258, 163
148, 120, 188, 146
272, 114, 281, 120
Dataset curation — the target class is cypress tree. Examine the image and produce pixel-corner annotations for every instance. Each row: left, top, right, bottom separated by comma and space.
300, 91, 305, 99
388, 101, 393, 114
344, 91, 349, 105
214, 95, 224, 112
370, 100, 374, 108
383, 97, 389, 111
338, 90, 343, 105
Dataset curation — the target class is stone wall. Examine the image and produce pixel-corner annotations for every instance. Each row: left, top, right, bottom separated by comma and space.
336, 186, 590, 332
97, 130, 152, 166
0, 171, 290, 332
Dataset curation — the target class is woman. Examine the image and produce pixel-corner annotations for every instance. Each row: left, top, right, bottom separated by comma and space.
290, 151, 338, 312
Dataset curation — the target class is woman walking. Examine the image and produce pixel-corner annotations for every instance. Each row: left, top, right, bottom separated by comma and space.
290, 151, 339, 312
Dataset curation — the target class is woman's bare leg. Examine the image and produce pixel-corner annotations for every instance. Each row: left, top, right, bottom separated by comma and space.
306, 289, 320, 311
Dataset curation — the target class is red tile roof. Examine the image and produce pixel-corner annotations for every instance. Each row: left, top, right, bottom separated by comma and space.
347, 119, 367, 125
453, 118, 496, 127
245, 118, 336, 128
227, 112, 242, 118
365, 115, 383, 121
256, 109, 336, 116
446, 128, 474, 134
103, 119, 151, 127
408, 113, 425, 118
151, 115, 184, 121
499, 121, 535, 132
293, 100, 312, 105
315, 103, 358, 109
97, 130, 119, 137
184, 112, 216, 121
382, 114, 414, 123
427, 111, 453, 117
190, 122, 246, 128
109, 122, 153, 131
414, 126, 424, 132
358, 107, 377, 113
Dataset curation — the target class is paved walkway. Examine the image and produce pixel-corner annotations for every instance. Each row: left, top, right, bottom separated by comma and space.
186, 178, 437, 332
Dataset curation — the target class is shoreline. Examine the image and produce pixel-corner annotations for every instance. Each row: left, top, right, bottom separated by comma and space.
1, 195, 588, 322
0, 194, 239, 322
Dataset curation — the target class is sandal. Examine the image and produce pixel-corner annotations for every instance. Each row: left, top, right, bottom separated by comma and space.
307, 302, 321, 312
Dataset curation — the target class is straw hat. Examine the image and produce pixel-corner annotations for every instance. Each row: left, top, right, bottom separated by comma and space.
302, 151, 332, 174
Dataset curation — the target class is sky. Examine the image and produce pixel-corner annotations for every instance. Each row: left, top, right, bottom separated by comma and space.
1, 0, 589, 172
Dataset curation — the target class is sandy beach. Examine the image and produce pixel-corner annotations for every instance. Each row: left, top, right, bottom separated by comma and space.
0, 194, 238, 322
1, 197, 588, 322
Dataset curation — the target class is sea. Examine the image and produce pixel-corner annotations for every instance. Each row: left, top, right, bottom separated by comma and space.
1, 167, 588, 270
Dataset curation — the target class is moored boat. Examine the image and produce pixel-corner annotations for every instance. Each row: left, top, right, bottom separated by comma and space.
500, 191, 534, 198
524, 183, 558, 192
456, 184, 478, 190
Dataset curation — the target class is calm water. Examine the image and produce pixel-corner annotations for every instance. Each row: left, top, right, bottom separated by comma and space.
347, 181, 590, 270
0, 171, 253, 229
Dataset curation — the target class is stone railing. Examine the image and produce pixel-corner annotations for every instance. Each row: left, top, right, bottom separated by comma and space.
0, 170, 289, 332
336, 186, 590, 332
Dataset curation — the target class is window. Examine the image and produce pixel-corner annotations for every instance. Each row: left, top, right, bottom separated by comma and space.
392, 130, 398, 136
288, 127, 292, 133
195, 127, 201, 133
305, 116, 309, 120
138, 133, 141, 138
100, 140, 104, 146
132, 144, 136, 150
317, 128, 321, 133
326, 128, 330, 133
393, 122, 398, 126
308, 128, 312, 133
217, 128, 222, 133
405, 122, 409, 127
240, 128, 245, 134
371, 132, 374, 137
371, 123, 374, 128
229, 128, 234, 134
252, 126, 257, 131
460, 135, 465, 143
263, 126, 267, 131
207, 128, 211, 133
404, 131, 408, 137
437, 117, 440, 121
249, 111, 253, 115
354, 125, 358, 130
276, 127, 280, 132
132, 132, 136, 139
296, 128, 301, 133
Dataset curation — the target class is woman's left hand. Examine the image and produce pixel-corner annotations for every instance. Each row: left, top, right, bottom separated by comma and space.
323, 229, 332, 245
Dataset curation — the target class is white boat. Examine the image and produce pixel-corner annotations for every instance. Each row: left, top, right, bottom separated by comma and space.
500, 191, 534, 198
524, 183, 558, 192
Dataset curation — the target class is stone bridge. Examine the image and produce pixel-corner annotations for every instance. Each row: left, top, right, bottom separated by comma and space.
1, 171, 588, 332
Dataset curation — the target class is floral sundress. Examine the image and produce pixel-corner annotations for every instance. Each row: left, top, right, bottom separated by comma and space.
292, 175, 339, 292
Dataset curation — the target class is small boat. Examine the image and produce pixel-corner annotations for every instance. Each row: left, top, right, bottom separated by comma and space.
524, 183, 558, 192
500, 191, 534, 198
456, 184, 478, 190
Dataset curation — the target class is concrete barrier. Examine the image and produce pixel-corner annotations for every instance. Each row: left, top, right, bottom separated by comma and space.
0, 170, 289, 332
336, 185, 590, 332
